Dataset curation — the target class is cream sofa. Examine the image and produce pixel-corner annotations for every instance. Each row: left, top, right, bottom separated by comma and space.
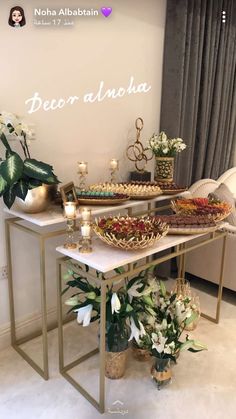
185, 167, 236, 292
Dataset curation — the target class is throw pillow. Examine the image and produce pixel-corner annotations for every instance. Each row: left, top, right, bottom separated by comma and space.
208, 183, 236, 226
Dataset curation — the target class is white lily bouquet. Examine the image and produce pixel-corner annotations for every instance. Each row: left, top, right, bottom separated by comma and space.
64, 265, 158, 352
149, 131, 187, 157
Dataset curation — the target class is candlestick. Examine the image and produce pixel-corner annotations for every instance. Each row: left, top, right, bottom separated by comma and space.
109, 159, 119, 183
80, 207, 91, 222
63, 202, 77, 249
77, 161, 88, 191
79, 221, 92, 253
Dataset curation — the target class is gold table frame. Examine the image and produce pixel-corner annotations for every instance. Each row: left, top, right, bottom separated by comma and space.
4, 199, 170, 380
57, 230, 227, 413
5, 217, 81, 380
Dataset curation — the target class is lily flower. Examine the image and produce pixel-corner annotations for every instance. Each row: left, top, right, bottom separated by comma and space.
111, 292, 121, 314
74, 304, 93, 327
128, 318, 146, 344
65, 296, 79, 306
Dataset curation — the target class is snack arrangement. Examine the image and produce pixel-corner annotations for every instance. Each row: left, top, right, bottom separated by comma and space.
156, 182, 187, 195
93, 215, 169, 250
171, 197, 232, 222
157, 214, 217, 235
89, 182, 162, 200
76, 190, 130, 205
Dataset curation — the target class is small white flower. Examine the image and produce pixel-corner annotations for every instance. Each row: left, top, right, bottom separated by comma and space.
111, 292, 121, 314
74, 304, 93, 327
128, 318, 146, 345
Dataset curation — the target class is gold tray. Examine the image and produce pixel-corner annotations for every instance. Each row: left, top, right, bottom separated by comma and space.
130, 193, 163, 200
168, 225, 218, 235
77, 197, 130, 206
161, 188, 187, 195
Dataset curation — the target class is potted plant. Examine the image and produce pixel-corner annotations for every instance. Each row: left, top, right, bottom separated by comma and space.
0, 111, 59, 211
149, 131, 186, 182
63, 265, 154, 379
149, 281, 207, 389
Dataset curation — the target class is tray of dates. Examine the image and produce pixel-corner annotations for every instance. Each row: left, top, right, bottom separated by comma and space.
171, 197, 232, 222
156, 181, 187, 195
93, 215, 169, 250
89, 182, 162, 200
76, 190, 130, 205
156, 214, 218, 235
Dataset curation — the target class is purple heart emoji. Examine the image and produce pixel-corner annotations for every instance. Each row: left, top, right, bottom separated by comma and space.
101, 7, 112, 18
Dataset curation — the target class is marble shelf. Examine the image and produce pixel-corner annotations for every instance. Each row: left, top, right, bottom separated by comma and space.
4, 194, 176, 227
56, 233, 208, 273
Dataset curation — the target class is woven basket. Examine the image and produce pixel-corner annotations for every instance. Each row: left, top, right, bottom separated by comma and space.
105, 349, 128, 379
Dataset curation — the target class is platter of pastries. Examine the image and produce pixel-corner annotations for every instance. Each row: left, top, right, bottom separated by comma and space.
89, 182, 162, 200
76, 190, 130, 205
156, 214, 218, 234
156, 181, 187, 195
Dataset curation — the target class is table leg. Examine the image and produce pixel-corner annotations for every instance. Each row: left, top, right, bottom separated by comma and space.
5, 219, 16, 345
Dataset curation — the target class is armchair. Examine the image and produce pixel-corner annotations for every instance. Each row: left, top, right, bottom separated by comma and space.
185, 168, 236, 292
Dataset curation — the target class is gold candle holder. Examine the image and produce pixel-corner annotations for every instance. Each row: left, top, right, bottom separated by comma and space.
64, 202, 77, 249
78, 161, 88, 191
109, 159, 119, 183
79, 221, 92, 253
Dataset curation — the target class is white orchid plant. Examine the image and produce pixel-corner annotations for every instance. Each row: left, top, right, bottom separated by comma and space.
0, 111, 59, 208
63, 265, 158, 352
149, 131, 187, 157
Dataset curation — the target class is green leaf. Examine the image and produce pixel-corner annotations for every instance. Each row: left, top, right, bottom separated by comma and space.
159, 280, 166, 297
23, 158, 54, 181
28, 178, 43, 189
0, 132, 12, 153
125, 303, 133, 313
1, 153, 23, 185
44, 174, 60, 184
0, 175, 7, 196
179, 339, 207, 352
3, 186, 17, 209
184, 311, 198, 327
114, 266, 125, 274
14, 180, 28, 200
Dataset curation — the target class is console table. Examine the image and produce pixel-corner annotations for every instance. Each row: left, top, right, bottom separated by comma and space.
56, 229, 227, 413
4, 195, 174, 380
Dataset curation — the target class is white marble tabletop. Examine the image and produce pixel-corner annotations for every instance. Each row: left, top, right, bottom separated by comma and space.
4, 194, 176, 227
56, 233, 209, 273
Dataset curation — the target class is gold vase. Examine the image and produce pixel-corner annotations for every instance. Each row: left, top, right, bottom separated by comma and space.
151, 358, 172, 389
131, 344, 151, 362
15, 184, 56, 214
105, 349, 128, 379
155, 157, 174, 182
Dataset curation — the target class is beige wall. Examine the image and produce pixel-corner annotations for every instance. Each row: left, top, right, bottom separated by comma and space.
0, 0, 167, 339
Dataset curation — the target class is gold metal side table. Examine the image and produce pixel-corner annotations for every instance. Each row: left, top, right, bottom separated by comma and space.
56, 230, 227, 413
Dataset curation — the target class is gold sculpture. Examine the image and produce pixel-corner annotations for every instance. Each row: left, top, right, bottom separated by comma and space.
126, 117, 153, 172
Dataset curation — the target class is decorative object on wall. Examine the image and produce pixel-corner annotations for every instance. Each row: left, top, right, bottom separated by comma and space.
60, 182, 77, 204
149, 131, 186, 182
0, 111, 59, 210
126, 117, 153, 182
79, 208, 92, 253
77, 161, 88, 191
93, 215, 169, 250
63, 201, 77, 249
109, 159, 119, 183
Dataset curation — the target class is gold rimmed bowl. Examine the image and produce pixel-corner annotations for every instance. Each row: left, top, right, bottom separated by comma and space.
93, 215, 169, 250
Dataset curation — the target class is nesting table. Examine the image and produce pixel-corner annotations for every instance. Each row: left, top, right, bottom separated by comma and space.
56, 229, 227, 413
4, 195, 174, 380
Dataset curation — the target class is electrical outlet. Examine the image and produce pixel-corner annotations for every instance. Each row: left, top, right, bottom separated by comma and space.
0, 265, 8, 280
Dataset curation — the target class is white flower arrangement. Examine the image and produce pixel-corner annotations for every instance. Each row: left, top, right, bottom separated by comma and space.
149, 131, 186, 157
0, 111, 34, 150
